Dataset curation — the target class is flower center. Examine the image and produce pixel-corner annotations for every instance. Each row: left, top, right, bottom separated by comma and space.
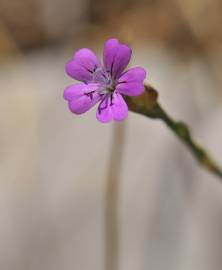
92, 67, 116, 94
105, 80, 116, 93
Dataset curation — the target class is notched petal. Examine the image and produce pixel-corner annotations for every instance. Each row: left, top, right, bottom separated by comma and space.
118, 67, 146, 82
64, 83, 102, 114
103, 38, 132, 79
116, 67, 146, 96
96, 93, 128, 123
66, 48, 101, 82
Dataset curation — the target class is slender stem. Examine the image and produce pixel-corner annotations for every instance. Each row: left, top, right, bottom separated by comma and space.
105, 123, 126, 270
126, 85, 222, 180
156, 104, 222, 179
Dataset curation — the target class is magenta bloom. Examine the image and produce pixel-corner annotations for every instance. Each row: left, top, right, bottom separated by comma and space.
63, 38, 146, 123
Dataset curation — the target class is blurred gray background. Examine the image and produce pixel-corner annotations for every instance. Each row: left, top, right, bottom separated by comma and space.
0, 0, 222, 269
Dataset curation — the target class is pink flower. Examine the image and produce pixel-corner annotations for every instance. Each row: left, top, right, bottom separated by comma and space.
63, 38, 146, 123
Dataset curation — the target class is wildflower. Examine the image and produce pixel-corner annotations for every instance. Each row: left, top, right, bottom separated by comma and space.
63, 38, 146, 123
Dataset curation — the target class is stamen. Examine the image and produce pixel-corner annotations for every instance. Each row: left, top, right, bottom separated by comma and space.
92, 67, 109, 84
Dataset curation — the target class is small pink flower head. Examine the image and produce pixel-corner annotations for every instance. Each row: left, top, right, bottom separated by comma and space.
63, 38, 146, 123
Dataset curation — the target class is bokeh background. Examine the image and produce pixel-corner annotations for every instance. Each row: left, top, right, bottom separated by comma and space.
0, 0, 222, 269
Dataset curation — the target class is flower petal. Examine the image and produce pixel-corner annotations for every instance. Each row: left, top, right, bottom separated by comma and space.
66, 48, 101, 82
96, 93, 128, 123
64, 83, 102, 114
103, 38, 132, 80
116, 67, 146, 96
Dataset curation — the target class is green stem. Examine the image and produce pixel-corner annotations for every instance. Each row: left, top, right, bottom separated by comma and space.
126, 85, 222, 180
156, 104, 222, 179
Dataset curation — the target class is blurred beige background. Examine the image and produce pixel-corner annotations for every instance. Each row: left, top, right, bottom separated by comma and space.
0, 0, 222, 269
